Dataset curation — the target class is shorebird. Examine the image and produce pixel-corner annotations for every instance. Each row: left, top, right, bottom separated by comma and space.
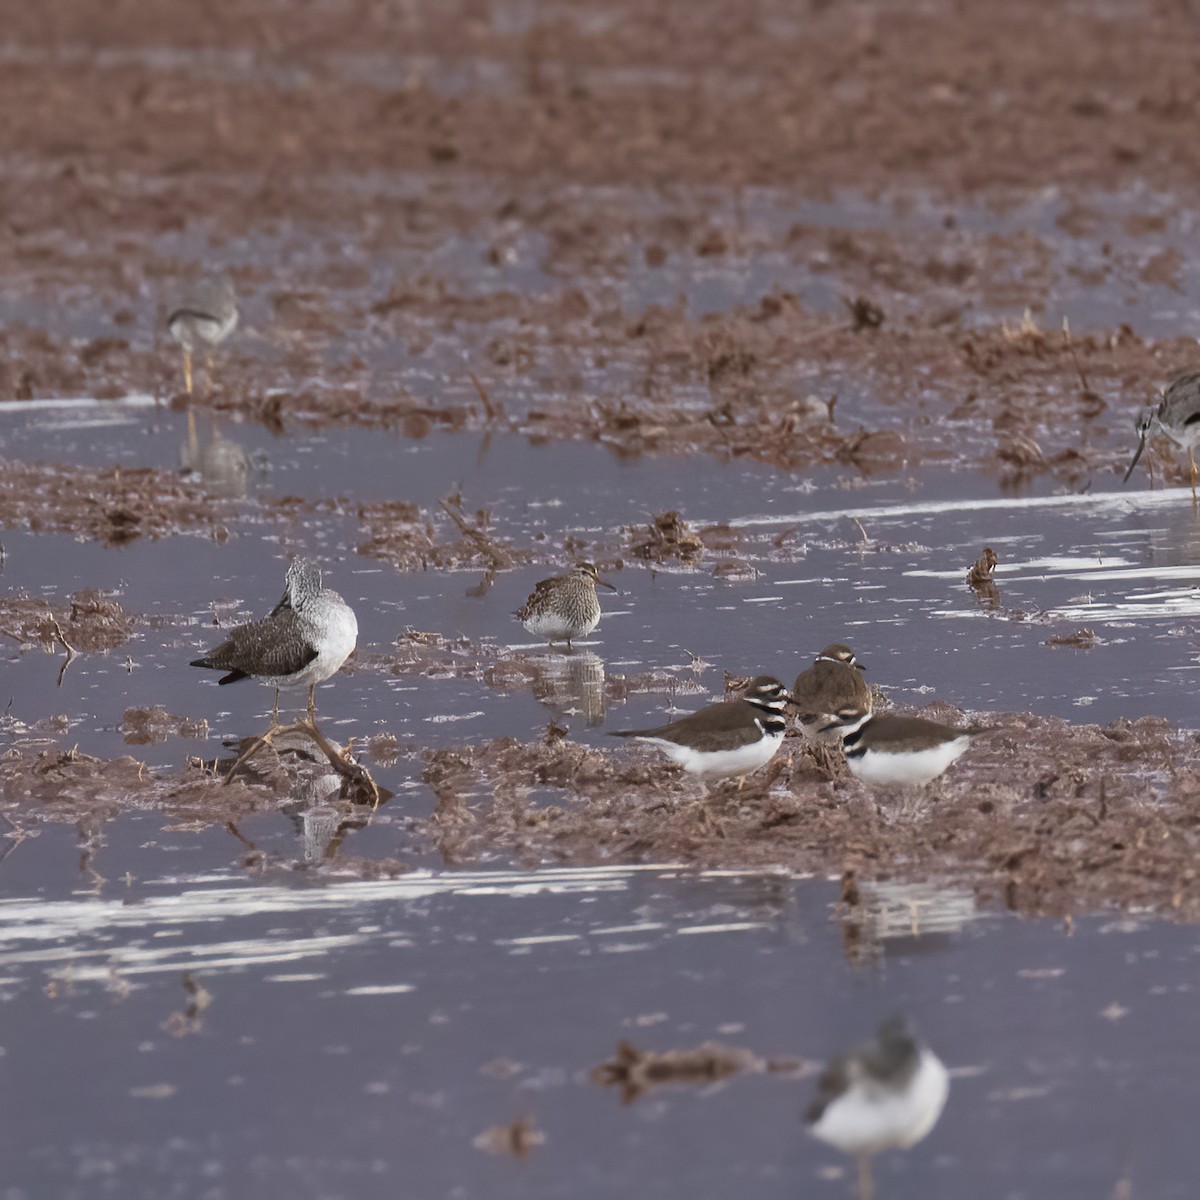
515, 562, 617, 649
191, 557, 357, 724
807, 1017, 949, 1200
167, 276, 238, 396
1123, 371, 1200, 498
609, 676, 790, 784
820, 706, 993, 787
191, 559, 377, 796
792, 643, 872, 739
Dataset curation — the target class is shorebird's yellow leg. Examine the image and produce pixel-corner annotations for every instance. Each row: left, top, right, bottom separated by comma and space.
1190, 447, 1197, 502
272, 689, 280, 726
307, 685, 316, 721
857, 1153, 874, 1200
204, 348, 216, 394
182, 349, 193, 396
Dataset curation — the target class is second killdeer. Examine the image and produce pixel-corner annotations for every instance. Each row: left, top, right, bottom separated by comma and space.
820, 706, 993, 787
806, 1016, 949, 1200
609, 676, 790, 783
515, 562, 617, 650
792, 642, 871, 738
1123, 370, 1200, 498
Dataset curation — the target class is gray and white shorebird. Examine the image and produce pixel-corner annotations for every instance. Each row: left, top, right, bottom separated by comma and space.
167, 275, 238, 395
820, 705, 993, 787
1123, 370, 1200, 498
515, 562, 617, 649
190, 557, 358, 723
806, 1017, 949, 1200
792, 643, 872, 738
610, 676, 790, 783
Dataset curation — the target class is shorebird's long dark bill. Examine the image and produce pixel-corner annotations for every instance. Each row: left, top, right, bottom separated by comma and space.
597, 577, 618, 593
1122, 434, 1148, 484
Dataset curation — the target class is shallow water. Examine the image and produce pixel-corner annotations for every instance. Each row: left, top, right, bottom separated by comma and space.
1, 811, 1197, 1199
1, 406, 1198, 779
5, 402, 1200, 1198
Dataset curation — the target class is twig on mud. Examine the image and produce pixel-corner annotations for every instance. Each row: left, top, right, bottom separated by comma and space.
48, 617, 77, 688
439, 494, 515, 572
851, 517, 871, 545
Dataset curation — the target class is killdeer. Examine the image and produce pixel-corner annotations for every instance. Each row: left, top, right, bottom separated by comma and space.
1123, 370, 1200, 498
609, 676, 790, 782
167, 275, 238, 395
820, 706, 992, 787
792, 643, 871, 738
515, 562, 617, 649
191, 557, 358, 724
807, 1017, 949, 1200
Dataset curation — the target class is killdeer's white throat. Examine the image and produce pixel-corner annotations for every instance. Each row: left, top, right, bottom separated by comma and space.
1123, 370, 1200, 498
515, 562, 617, 650
807, 1016, 949, 1200
609, 676, 790, 783
167, 275, 238, 396
820, 706, 993, 787
191, 557, 357, 724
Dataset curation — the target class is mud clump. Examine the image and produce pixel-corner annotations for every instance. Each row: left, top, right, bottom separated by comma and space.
592, 1040, 766, 1105
628, 511, 704, 564
122, 706, 210, 745
0, 588, 135, 653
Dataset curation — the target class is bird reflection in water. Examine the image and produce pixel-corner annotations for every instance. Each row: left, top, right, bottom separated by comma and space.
836, 872, 979, 967
179, 409, 253, 500
525, 650, 608, 727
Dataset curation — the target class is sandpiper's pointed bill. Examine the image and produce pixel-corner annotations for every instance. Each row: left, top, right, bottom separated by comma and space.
190, 557, 357, 722
515, 562, 617, 650
168, 275, 238, 395
792, 642, 871, 738
609, 676, 790, 782
807, 1016, 949, 1178
1122, 370, 1200, 496
820, 706, 993, 787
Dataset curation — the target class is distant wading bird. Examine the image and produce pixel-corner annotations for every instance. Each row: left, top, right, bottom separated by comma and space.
807, 1017, 949, 1200
1123, 371, 1200, 499
167, 275, 238, 396
610, 676, 790, 785
515, 562, 617, 650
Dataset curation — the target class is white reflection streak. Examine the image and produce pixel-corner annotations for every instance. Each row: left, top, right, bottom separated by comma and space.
0, 864, 738, 982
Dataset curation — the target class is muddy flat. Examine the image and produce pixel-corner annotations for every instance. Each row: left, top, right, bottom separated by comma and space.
3, 1, 1200, 1196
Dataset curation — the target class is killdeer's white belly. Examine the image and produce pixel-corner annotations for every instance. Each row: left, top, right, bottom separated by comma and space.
811, 1049, 950, 1156
639, 725, 783, 780
848, 737, 972, 786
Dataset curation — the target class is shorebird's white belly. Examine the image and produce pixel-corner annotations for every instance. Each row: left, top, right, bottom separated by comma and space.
848, 737, 971, 786
523, 611, 599, 640
637, 726, 782, 780
263, 606, 358, 691
811, 1050, 950, 1155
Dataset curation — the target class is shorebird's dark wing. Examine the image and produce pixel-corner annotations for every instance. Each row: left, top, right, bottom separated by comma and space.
610, 701, 763, 751
863, 714, 988, 752
190, 611, 318, 681
514, 576, 559, 621
805, 1056, 852, 1124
